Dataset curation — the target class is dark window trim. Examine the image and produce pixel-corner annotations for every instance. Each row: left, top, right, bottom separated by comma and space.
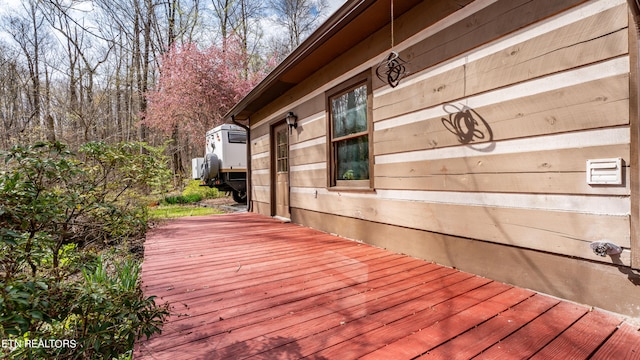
326, 70, 374, 190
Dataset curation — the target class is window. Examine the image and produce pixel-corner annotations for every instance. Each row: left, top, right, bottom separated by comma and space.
328, 74, 372, 188
228, 131, 247, 144
276, 127, 288, 173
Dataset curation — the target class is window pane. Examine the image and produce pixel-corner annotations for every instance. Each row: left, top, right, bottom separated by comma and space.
228, 132, 247, 143
336, 135, 369, 180
332, 84, 367, 138
276, 128, 288, 173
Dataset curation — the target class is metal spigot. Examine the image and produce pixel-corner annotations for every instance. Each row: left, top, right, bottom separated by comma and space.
590, 241, 622, 257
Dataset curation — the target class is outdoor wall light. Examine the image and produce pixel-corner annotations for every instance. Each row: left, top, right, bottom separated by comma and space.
286, 112, 298, 133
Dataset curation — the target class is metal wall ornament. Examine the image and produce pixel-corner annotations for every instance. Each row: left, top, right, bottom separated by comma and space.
376, 51, 408, 88
376, 0, 409, 88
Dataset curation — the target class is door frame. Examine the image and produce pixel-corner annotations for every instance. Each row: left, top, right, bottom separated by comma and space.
270, 120, 291, 219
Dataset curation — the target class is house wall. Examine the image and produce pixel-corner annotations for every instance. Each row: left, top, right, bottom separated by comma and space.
249, 0, 640, 317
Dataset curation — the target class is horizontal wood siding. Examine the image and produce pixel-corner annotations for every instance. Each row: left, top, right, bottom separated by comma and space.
374, 143, 630, 194
291, 188, 631, 265
373, 71, 630, 155
251, 0, 634, 297
251, 129, 270, 214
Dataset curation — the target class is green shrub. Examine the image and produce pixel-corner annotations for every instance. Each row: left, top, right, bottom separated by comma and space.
182, 179, 221, 199
0, 141, 171, 359
3, 255, 169, 359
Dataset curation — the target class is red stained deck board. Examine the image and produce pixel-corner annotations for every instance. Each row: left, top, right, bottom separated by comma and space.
360, 287, 536, 360
143, 256, 441, 338
146, 265, 462, 355
420, 294, 560, 359
142, 240, 377, 283
142, 240, 356, 279
530, 309, 623, 360
143, 232, 352, 275
134, 213, 640, 360
249, 275, 492, 360
148, 251, 407, 305
591, 322, 640, 359
474, 301, 590, 360
143, 259, 442, 350
312, 281, 514, 359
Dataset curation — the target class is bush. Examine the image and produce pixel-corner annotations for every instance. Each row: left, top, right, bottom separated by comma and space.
4, 255, 169, 359
0, 141, 171, 359
182, 179, 221, 199
161, 194, 202, 205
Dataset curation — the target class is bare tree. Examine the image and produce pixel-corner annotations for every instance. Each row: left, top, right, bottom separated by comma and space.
268, 0, 328, 53
3, 0, 52, 141
0, 0, 331, 184
0, 43, 27, 147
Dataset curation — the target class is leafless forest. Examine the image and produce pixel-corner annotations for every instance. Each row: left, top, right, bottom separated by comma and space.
0, 0, 332, 179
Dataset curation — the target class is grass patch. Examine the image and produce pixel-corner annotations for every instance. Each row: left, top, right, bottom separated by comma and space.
149, 205, 224, 219
161, 193, 203, 205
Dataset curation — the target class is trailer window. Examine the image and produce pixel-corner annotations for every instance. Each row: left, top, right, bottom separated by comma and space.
228, 132, 247, 144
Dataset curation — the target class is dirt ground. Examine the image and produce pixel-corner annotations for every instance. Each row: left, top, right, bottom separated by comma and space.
199, 196, 246, 213
199, 196, 236, 206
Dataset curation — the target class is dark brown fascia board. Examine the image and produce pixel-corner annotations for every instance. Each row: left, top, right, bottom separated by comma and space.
224, 0, 377, 123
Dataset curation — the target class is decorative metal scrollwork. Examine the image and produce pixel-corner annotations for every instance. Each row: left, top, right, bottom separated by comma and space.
376, 51, 408, 88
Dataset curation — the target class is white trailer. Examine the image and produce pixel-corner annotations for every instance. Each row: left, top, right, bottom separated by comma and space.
198, 124, 247, 203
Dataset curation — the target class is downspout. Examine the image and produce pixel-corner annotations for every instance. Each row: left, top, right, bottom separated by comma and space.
232, 115, 252, 212
627, 0, 640, 269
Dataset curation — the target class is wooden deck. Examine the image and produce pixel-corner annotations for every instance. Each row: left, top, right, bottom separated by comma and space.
134, 213, 640, 360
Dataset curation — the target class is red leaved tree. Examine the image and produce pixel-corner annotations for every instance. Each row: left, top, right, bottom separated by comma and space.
143, 37, 270, 177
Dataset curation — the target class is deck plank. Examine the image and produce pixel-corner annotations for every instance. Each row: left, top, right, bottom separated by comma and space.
420, 294, 560, 359
134, 213, 640, 360
142, 259, 448, 352
591, 322, 640, 359
360, 287, 535, 360
312, 281, 513, 359
473, 301, 590, 359
529, 309, 623, 360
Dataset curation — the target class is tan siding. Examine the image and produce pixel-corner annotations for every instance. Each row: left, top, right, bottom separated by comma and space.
374, 172, 629, 195
252, 186, 270, 203
290, 113, 326, 145
374, 72, 629, 156
251, 134, 270, 157
290, 169, 326, 188
252, 170, 270, 187
251, 155, 269, 172
373, 67, 466, 120
401, 0, 589, 88
290, 143, 326, 166
252, 201, 270, 216
375, 144, 630, 195
464, 4, 628, 95
252, 0, 633, 274
630, 10, 640, 269
291, 190, 631, 265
